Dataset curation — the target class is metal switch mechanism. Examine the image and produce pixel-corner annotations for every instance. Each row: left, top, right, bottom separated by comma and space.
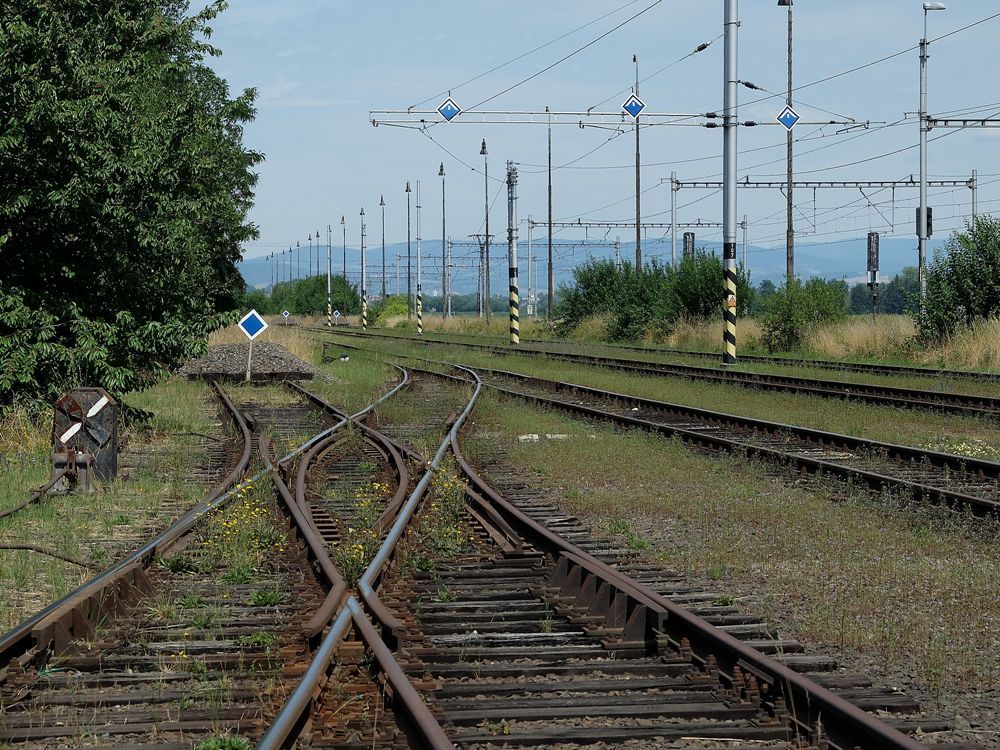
50, 388, 118, 492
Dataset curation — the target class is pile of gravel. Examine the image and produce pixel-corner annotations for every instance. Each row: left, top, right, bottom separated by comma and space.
178, 343, 318, 381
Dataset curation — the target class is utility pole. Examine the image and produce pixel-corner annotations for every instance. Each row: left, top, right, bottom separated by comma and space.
670, 172, 678, 266
506, 161, 520, 345
527, 216, 533, 318
780, 0, 795, 283
326, 225, 332, 326
360, 208, 367, 330
315, 229, 320, 277
439, 162, 447, 321
406, 182, 412, 318
340, 216, 346, 310
308, 233, 313, 280
446, 238, 453, 317
722, 0, 739, 365
919, 2, 947, 304
416, 180, 423, 335
634, 55, 641, 271
296, 241, 300, 281
547, 107, 554, 318
380, 195, 386, 299
481, 140, 491, 323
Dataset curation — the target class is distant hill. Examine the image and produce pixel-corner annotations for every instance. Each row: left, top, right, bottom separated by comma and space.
238, 235, 945, 292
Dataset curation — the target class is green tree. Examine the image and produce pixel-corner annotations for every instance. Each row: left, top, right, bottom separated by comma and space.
0, 0, 260, 404
918, 218, 1000, 339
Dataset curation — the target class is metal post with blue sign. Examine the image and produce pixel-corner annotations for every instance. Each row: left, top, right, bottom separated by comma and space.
238, 309, 268, 382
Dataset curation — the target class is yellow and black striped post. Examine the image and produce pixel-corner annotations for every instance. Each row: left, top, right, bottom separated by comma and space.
722, 243, 737, 365
362, 291, 368, 330
509, 279, 520, 345
506, 160, 520, 346
416, 287, 423, 335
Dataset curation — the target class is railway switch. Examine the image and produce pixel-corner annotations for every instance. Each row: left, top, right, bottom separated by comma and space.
49, 388, 118, 490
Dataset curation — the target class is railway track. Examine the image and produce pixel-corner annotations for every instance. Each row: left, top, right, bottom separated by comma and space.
320, 328, 1000, 419
0, 377, 409, 748
4, 361, 985, 748
322, 325, 1000, 384
320, 339, 1000, 517
263, 366, 957, 749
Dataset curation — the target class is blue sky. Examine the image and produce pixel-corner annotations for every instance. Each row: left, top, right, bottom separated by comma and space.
207, 1, 1000, 284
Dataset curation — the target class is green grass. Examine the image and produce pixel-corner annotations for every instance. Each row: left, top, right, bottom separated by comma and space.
0, 378, 215, 631
326, 332, 1000, 460
308, 347, 399, 414
466, 391, 1000, 691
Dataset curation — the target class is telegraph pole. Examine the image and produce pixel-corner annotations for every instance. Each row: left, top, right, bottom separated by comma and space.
670, 172, 678, 266
527, 216, 533, 318
782, 0, 794, 282
439, 163, 447, 321
506, 161, 520, 345
481, 140, 491, 323
633, 55, 641, 270
326, 225, 332, 326
340, 216, 346, 310
722, 0, 739, 365
547, 107, 554, 318
360, 208, 367, 330
416, 180, 423, 335
308, 233, 313, 280
380, 195, 386, 299
406, 182, 412, 318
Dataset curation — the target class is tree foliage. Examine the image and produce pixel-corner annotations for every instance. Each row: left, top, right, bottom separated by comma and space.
918, 217, 1000, 340
0, 0, 260, 404
556, 254, 752, 341
246, 276, 360, 317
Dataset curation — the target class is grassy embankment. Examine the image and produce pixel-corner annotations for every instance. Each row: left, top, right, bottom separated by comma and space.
465, 392, 1000, 693
323, 332, 1000, 462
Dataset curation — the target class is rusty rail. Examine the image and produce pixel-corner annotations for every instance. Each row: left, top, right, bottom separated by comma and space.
260, 367, 476, 750
425, 370, 927, 750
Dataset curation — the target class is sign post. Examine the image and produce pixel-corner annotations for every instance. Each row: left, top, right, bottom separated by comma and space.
238, 310, 268, 382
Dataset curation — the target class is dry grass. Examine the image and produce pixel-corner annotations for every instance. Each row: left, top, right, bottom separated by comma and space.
0, 406, 49, 458
804, 315, 916, 360
469, 393, 1000, 692
559, 313, 998, 373
923, 317, 1000, 370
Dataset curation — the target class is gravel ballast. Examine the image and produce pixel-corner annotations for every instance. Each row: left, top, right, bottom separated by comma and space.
178, 343, 317, 381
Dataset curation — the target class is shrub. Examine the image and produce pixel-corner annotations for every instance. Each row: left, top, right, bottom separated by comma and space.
759, 278, 849, 352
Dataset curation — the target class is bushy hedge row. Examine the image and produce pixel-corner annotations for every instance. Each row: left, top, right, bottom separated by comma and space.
556, 254, 753, 341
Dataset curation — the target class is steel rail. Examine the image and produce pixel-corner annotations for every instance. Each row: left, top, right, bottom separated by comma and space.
473, 366, 1000, 515
435, 373, 924, 750
320, 328, 1000, 418
260, 367, 475, 750
0, 380, 253, 678
325, 340, 1000, 516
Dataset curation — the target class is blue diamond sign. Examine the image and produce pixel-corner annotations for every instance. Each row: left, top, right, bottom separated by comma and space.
777, 105, 800, 131
622, 93, 645, 120
438, 97, 462, 122
238, 309, 268, 340
282, 310, 290, 318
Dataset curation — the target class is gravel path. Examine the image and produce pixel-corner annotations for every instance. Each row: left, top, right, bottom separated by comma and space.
178, 343, 317, 381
